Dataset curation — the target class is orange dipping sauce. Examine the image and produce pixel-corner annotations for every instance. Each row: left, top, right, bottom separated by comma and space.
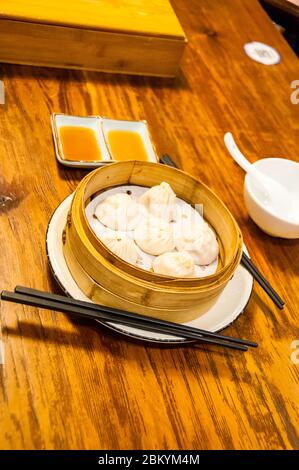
107, 130, 149, 162
59, 126, 102, 161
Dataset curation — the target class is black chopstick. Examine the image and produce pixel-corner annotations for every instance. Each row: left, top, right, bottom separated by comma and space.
1, 290, 246, 351
0, 288, 257, 351
14, 286, 257, 348
241, 252, 284, 309
160, 154, 178, 168
160, 154, 285, 309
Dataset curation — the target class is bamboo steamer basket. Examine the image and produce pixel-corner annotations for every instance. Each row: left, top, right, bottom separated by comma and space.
63, 161, 243, 321
63, 236, 219, 322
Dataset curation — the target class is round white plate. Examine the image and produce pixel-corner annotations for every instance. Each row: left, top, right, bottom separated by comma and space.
46, 194, 254, 344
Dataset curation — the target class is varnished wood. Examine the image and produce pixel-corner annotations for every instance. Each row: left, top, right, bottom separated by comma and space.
0, 18, 186, 78
0, 1, 186, 77
1, 0, 299, 450
0, 0, 185, 37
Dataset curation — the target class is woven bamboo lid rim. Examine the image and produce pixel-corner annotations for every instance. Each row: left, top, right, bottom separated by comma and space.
73, 162, 243, 284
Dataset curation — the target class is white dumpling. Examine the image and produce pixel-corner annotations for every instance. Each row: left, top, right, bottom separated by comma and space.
100, 232, 139, 265
139, 182, 176, 221
153, 251, 195, 277
94, 193, 142, 231
173, 203, 205, 232
175, 223, 219, 265
134, 216, 175, 256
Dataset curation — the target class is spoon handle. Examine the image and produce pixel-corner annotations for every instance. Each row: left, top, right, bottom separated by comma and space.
224, 133, 269, 192
224, 133, 252, 173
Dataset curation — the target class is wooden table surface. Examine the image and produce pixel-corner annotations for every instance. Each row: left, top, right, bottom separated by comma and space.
1, 0, 299, 450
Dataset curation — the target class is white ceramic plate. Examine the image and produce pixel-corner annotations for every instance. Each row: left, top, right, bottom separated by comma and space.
46, 194, 254, 343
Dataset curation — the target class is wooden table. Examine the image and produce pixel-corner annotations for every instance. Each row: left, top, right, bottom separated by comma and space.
1, 0, 299, 450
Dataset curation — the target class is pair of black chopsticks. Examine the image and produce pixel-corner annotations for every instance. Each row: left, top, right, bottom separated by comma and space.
1, 286, 257, 352
159, 154, 285, 310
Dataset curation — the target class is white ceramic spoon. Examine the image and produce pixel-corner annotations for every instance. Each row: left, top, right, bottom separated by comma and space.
224, 132, 294, 219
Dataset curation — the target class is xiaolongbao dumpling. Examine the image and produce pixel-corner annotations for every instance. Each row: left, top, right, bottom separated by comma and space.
153, 251, 195, 277
134, 216, 175, 256
95, 193, 142, 231
139, 182, 176, 221
173, 203, 205, 233
100, 232, 139, 264
175, 223, 219, 265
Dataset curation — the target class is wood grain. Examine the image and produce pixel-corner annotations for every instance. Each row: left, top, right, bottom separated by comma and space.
0, 0, 186, 77
1, 0, 299, 450
0, 0, 185, 37
0, 18, 186, 78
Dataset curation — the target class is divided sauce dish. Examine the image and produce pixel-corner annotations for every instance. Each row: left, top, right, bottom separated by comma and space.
51, 113, 158, 168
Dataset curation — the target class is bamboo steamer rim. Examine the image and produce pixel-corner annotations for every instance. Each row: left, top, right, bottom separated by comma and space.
64, 222, 240, 316
87, 162, 241, 279
70, 161, 242, 288
70, 161, 243, 290
66, 219, 242, 296
63, 236, 221, 317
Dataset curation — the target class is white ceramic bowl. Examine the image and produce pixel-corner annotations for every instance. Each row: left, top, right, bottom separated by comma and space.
244, 158, 299, 238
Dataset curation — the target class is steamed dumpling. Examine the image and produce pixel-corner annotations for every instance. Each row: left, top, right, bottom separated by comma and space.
175, 223, 219, 265
153, 251, 195, 277
100, 232, 139, 264
95, 193, 142, 231
173, 203, 205, 232
139, 182, 176, 221
134, 216, 175, 256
